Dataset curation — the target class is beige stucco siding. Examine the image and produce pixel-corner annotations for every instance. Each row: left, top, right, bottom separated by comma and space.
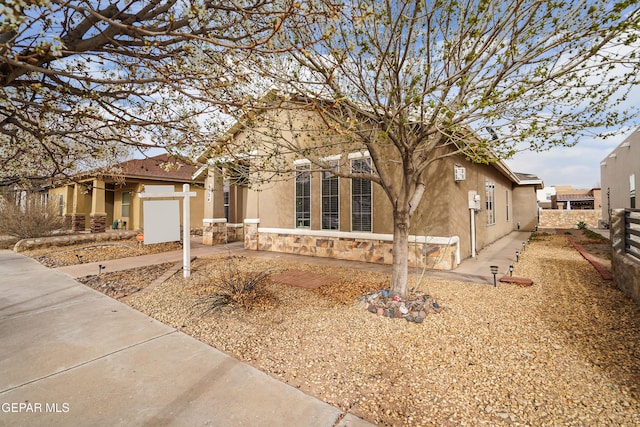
513, 186, 539, 231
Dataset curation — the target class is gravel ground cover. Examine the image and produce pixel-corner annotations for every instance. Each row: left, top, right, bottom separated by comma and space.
78, 263, 176, 299
22, 239, 182, 268
122, 234, 640, 426
555, 228, 612, 273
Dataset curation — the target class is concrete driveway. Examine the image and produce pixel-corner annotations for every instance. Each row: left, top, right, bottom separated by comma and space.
0, 251, 370, 426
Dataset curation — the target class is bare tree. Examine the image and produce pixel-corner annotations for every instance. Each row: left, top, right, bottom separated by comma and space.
228, 0, 640, 297
0, 0, 316, 185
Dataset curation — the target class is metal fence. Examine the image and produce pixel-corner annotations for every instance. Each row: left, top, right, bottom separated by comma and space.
625, 209, 640, 261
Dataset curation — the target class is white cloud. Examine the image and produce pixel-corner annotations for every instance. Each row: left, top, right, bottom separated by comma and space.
506, 125, 637, 188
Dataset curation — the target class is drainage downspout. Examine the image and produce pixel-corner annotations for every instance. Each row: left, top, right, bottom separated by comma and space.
470, 208, 476, 258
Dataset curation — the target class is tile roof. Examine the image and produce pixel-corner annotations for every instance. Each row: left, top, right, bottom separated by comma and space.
116, 154, 203, 182
556, 193, 594, 201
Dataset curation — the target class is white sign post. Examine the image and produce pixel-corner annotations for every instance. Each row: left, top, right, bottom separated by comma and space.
139, 184, 197, 278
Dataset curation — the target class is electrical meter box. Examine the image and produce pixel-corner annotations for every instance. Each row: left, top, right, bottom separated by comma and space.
468, 191, 481, 210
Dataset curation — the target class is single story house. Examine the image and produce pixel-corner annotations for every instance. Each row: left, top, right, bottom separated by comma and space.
48, 154, 205, 233
202, 107, 543, 270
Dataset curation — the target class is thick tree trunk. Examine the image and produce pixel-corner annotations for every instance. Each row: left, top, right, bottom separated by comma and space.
390, 210, 410, 299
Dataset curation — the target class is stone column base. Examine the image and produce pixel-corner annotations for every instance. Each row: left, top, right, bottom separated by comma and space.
202, 218, 227, 245
90, 214, 107, 233
244, 219, 260, 250
71, 214, 86, 232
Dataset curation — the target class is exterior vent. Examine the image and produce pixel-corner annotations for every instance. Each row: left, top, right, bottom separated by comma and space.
454, 166, 466, 182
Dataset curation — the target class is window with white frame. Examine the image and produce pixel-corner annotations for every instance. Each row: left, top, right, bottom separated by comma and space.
485, 180, 495, 225
295, 163, 311, 228
322, 163, 339, 230
223, 181, 230, 221
121, 192, 131, 217
505, 190, 510, 221
351, 157, 372, 232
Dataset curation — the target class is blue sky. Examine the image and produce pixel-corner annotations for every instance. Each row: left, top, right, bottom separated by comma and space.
505, 125, 637, 189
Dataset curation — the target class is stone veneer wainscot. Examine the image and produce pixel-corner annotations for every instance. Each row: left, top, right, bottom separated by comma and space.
243, 220, 459, 270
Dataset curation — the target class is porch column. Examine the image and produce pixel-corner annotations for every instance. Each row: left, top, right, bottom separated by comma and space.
62, 185, 74, 230
90, 179, 107, 233
71, 183, 86, 232
131, 183, 144, 230
204, 165, 226, 219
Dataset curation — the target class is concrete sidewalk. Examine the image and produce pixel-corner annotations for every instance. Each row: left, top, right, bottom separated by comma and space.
0, 251, 371, 426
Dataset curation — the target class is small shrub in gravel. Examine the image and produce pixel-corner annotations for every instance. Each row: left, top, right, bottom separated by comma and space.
195, 257, 273, 314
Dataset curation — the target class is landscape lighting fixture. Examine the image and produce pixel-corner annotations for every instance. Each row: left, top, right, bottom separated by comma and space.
522, 241, 526, 251
490, 265, 499, 287
509, 264, 514, 276
515, 250, 520, 262
98, 264, 106, 275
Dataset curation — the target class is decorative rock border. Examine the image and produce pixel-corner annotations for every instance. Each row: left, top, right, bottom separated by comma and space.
358, 290, 442, 323
566, 236, 613, 281
499, 276, 534, 287
13, 230, 139, 252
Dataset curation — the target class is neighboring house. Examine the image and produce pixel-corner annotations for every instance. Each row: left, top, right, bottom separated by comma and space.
201, 108, 543, 270
550, 185, 602, 211
601, 127, 640, 225
48, 154, 205, 233
537, 185, 556, 209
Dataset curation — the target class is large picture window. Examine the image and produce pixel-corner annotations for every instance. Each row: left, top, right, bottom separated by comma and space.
485, 180, 495, 225
351, 158, 372, 232
295, 163, 311, 228
322, 165, 339, 230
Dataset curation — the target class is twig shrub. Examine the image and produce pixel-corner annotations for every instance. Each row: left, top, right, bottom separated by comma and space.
195, 257, 272, 314
0, 193, 63, 239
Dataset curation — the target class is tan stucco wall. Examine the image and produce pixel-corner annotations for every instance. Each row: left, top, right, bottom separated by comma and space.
47, 186, 72, 216
513, 186, 540, 231
242, 153, 529, 262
